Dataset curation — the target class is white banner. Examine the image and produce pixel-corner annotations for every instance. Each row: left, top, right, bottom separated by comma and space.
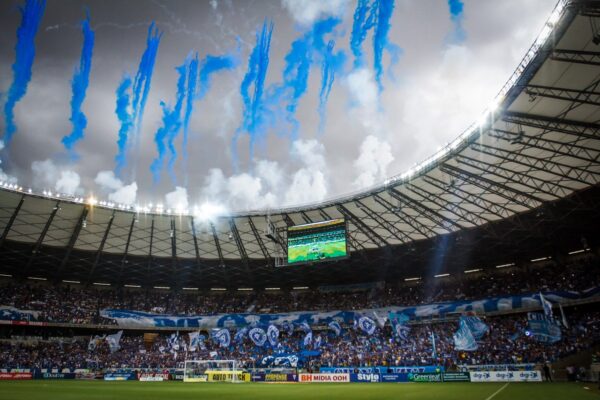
469, 371, 541, 382
299, 373, 350, 383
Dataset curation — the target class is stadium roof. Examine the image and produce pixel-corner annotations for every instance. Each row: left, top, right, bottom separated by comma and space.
1, 0, 599, 289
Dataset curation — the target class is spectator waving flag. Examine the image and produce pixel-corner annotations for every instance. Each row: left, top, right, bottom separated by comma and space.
299, 322, 312, 334
356, 315, 376, 335
249, 327, 267, 347
303, 331, 313, 347
105, 330, 123, 353
390, 317, 410, 340
527, 312, 562, 344
539, 292, 554, 319
168, 332, 180, 351
281, 321, 294, 336
461, 316, 489, 340
313, 334, 322, 350
188, 331, 201, 351
328, 320, 342, 336
267, 324, 279, 347
88, 334, 105, 351
234, 327, 248, 343
211, 328, 231, 348
371, 311, 388, 328
453, 319, 478, 351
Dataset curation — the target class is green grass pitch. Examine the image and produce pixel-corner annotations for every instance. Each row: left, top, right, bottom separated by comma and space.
0, 381, 598, 400
288, 240, 346, 263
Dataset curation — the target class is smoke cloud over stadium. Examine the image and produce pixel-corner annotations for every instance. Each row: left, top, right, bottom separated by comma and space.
0, 0, 555, 212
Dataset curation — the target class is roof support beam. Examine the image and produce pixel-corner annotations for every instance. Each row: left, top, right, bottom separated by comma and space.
388, 188, 462, 232
0, 194, 24, 248
89, 211, 115, 280
300, 211, 313, 224
502, 111, 600, 140
372, 193, 435, 238
455, 154, 567, 199
23, 201, 60, 276
337, 204, 388, 247
248, 217, 270, 260
404, 182, 492, 226
470, 142, 599, 187
355, 199, 411, 243
170, 218, 178, 286
57, 206, 89, 277
190, 217, 201, 264
229, 218, 248, 262
422, 175, 510, 219
440, 164, 541, 209
524, 84, 600, 107
144, 218, 155, 287
210, 222, 225, 267
550, 49, 600, 66
116, 214, 136, 283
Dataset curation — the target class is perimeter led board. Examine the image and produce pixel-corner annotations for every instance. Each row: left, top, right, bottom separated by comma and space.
287, 219, 348, 265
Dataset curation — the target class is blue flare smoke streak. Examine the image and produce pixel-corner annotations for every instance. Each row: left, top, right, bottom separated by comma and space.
2, 0, 46, 145
61, 12, 95, 158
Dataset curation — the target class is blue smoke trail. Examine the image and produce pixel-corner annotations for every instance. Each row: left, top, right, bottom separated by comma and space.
61, 12, 95, 158
233, 20, 274, 165
113, 22, 162, 177
2, 0, 46, 145
151, 59, 188, 184
350, 0, 400, 92
271, 17, 344, 138
114, 77, 133, 176
181, 53, 198, 186
131, 22, 162, 143
350, 0, 375, 69
372, 0, 400, 92
447, 0, 466, 44
181, 51, 239, 185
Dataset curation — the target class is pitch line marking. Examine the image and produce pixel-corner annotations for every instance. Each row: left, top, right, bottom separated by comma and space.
485, 382, 510, 400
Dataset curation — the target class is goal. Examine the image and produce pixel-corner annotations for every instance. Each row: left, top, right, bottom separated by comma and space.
183, 359, 244, 383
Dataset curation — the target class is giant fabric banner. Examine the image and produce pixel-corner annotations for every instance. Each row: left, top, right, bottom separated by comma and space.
0, 306, 40, 321
527, 313, 561, 343
98, 287, 600, 329
258, 353, 300, 368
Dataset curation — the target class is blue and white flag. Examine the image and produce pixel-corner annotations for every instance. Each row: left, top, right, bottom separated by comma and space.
390, 317, 410, 340
88, 334, 105, 352
453, 319, 478, 351
249, 327, 267, 347
212, 328, 231, 348
188, 331, 201, 351
371, 311, 388, 328
539, 292, 553, 319
282, 321, 294, 336
328, 321, 342, 336
299, 322, 312, 333
234, 327, 248, 343
303, 331, 313, 347
267, 324, 279, 347
105, 330, 123, 353
461, 316, 489, 340
313, 335, 322, 350
527, 312, 561, 344
356, 315, 376, 335
168, 332, 180, 351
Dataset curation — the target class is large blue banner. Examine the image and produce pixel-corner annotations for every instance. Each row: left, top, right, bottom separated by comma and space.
527, 312, 562, 343
97, 287, 600, 329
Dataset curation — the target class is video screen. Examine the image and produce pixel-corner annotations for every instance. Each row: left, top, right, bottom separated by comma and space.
287, 219, 347, 265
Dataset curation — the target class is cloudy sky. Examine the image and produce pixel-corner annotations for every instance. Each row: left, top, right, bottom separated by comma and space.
0, 0, 555, 213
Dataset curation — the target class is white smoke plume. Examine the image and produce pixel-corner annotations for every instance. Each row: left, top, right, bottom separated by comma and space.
31, 159, 82, 195
165, 186, 189, 211
94, 170, 138, 205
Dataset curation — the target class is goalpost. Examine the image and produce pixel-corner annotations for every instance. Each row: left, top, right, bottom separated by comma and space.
183, 360, 245, 383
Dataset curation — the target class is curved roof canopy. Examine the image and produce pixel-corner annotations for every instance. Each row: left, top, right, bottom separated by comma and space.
0, 0, 599, 288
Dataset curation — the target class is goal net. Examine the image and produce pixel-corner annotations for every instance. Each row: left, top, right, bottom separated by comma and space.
183, 360, 245, 383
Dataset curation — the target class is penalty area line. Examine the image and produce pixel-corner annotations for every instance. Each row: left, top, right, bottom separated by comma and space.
484, 382, 510, 400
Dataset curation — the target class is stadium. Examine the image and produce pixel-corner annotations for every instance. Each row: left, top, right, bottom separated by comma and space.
0, 0, 600, 399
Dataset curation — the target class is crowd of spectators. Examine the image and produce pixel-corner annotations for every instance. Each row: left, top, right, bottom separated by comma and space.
1, 309, 599, 371
0, 255, 597, 325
